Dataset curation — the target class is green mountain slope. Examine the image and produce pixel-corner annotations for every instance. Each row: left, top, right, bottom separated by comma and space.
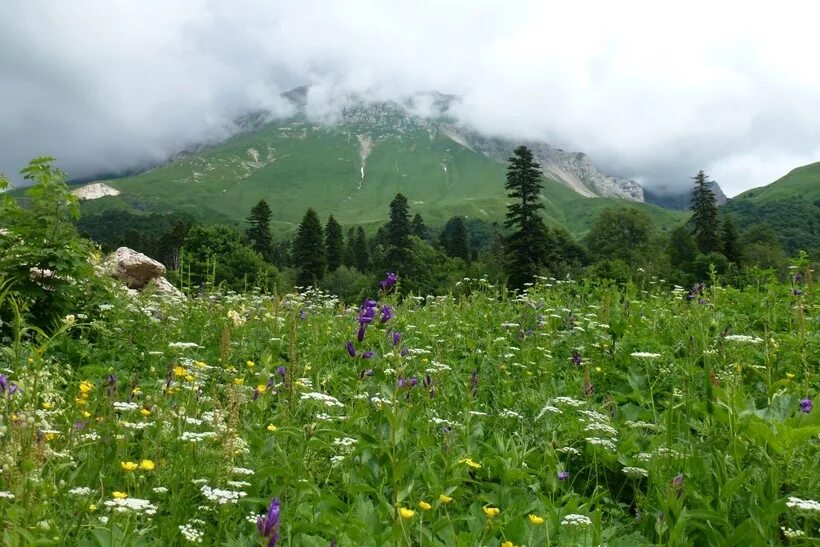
724, 162, 820, 254
79, 114, 684, 237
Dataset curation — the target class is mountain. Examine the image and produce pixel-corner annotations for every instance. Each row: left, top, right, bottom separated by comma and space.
77, 89, 686, 236
644, 181, 728, 210
723, 162, 820, 255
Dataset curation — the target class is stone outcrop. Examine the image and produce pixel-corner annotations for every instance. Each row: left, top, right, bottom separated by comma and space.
144, 276, 185, 300
103, 247, 167, 289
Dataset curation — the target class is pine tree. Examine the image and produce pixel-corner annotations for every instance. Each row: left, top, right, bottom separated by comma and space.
386, 193, 412, 272
245, 199, 273, 259
353, 227, 370, 272
343, 227, 356, 268
440, 216, 470, 262
411, 213, 428, 240
293, 208, 325, 287
689, 170, 720, 254
503, 145, 550, 289
720, 213, 741, 264
325, 215, 343, 272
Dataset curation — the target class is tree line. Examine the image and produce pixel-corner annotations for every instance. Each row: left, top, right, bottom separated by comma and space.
74, 147, 805, 298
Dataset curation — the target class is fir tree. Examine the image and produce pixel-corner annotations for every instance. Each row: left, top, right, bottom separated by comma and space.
689, 170, 720, 254
720, 213, 741, 264
411, 213, 428, 240
245, 199, 273, 259
386, 193, 412, 272
343, 227, 356, 268
439, 216, 470, 262
293, 208, 325, 287
503, 145, 550, 289
325, 215, 343, 272
353, 227, 370, 272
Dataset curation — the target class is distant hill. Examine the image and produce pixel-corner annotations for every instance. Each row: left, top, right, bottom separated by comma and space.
75, 90, 686, 236
723, 162, 820, 255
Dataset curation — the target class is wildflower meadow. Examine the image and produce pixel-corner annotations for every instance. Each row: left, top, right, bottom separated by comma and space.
0, 268, 817, 546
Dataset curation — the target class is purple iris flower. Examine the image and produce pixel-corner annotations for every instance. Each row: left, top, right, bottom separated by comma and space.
257, 497, 281, 547
362, 351, 373, 359
346, 341, 356, 357
380, 305, 393, 323
558, 471, 570, 481
397, 377, 406, 389
357, 325, 366, 342
276, 366, 286, 379
378, 272, 398, 291
800, 398, 813, 413
409, 377, 418, 387
8, 383, 20, 396
391, 331, 401, 346
0, 374, 6, 395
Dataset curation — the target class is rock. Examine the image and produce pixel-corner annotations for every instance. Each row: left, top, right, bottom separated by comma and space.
144, 277, 185, 300
71, 182, 121, 201
104, 247, 166, 289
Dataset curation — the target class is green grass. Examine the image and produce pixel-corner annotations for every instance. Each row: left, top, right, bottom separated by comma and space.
0, 273, 817, 545
82, 120, 686, 236
733, 162, 820, 204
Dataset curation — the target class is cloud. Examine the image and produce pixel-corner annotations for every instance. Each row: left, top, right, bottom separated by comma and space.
2, 0, 819, 196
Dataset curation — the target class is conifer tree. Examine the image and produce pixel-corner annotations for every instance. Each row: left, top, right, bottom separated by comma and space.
353, 227, 369, 272
325, 215, 343, 272
293, 208, 325, 287
386, 193, 412, 272
440, 216, 470, 262
503, 145, 550, 289
245, 199, 273, 259
689, 170, 720, 254
343, 227, 357, 268
411, 213, 428, 240
720, 213, 741, 264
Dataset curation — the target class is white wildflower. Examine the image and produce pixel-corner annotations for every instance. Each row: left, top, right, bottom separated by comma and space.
786, 496, 820, 513
723, 335, 763, 344
200, 485, 247, 505
104, 497, 157, 515
561, 514, 592, 527
68, 487, 93, 496
622, 466, 649, 478
630, 352, 662, 359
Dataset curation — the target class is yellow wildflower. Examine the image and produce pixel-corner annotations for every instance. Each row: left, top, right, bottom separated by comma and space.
185, 374, 194, 382
266, 424, 278, 432
233, 377, 244, 385
79, 381, 93, 394
42, 402, 53, 410
88, 503, 97, 511
75, 398, 88, 406
399, 507, 415, 519
483, 505, 500, 518
173, 366, 187, 377
439, 494, 453, 504
120, 461, 138, 472
82, 411, 92, 419
246, 360, 255, 368
502, 542, 514, 547
44, 432, 57, 441
112, 491, 127, 499
419, 501, 432, 511
139, 459, 155, 471
257, 384, 267, 394
786, 372, 795, 380
458, 457, 481, 469
528, 514, 545, 525
140, 408, 151, 417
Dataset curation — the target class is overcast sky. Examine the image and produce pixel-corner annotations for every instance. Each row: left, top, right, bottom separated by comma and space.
2, 1, 820, 196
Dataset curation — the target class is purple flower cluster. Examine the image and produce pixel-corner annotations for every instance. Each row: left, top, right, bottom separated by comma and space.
257, 497, 281, 547
378, 272, 398, 291
0, 374, 20, 397
800, 398, 813, 413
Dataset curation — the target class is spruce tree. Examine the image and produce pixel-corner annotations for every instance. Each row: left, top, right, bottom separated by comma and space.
503, 145, 550, 289
245, 199, 273, 259
343, 227, 357, 268
325, 215, 343, 272
386, 193, 412, 272
293, 208, 326, 288
689, 170, 720, 254
411, 213, 428, 240
720, 213, 741, 264
353, 227, 370, 272
440, 216, 470, 262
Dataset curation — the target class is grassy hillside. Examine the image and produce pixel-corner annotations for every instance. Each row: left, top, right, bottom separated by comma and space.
80, 119, 685, 236
724, 162, 819, 254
